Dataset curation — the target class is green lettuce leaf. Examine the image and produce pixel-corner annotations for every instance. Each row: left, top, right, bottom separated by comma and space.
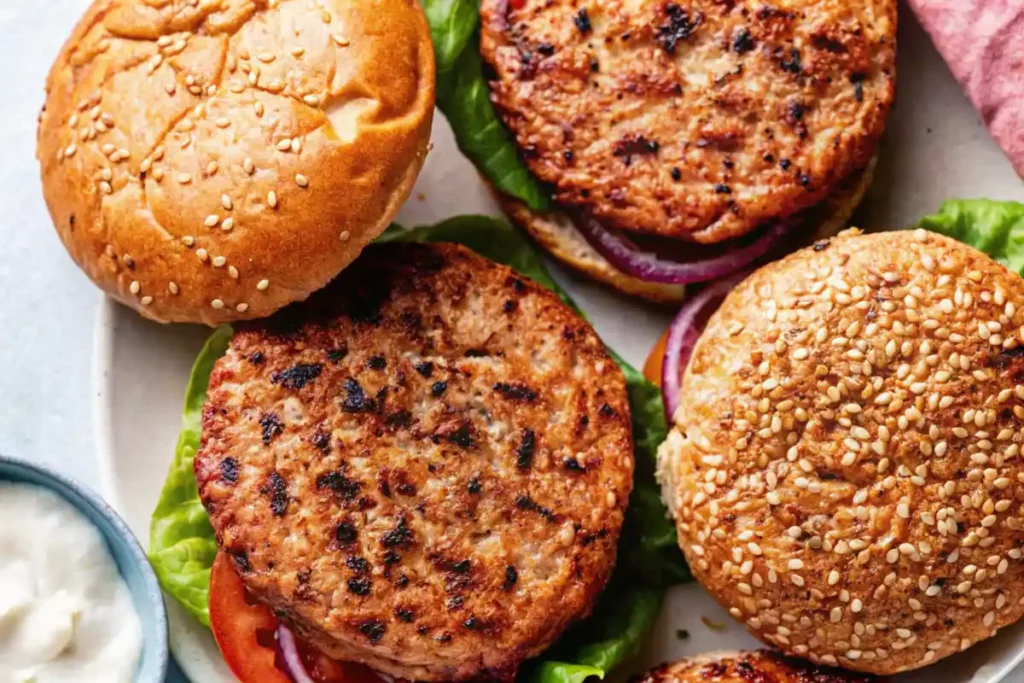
151, 217, 687, 681
521, 582, 663, 683
423, 0, 552, 211
919, 199, 1024, 275
148, 325, 232, 626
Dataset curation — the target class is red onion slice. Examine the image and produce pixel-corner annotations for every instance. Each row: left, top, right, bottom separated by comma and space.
576, 213, 793, 284
277, 625, 316, 683
662, 274, 749, 420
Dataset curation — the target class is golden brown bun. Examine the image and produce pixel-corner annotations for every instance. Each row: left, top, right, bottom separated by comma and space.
37, 0, 434, 325
659, 229, 1024, 675
480, 0, 895, 244
499, 156, 876, 305
637, 650, 878, 683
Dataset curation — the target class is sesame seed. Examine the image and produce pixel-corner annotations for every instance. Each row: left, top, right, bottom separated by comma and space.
295, 174, 309, 188
129, 281, 141, 295
303, 94, 320, 106
236, 303, 249, 313
228, 266, 239, 279
140, 295, 153, 305
168, 282, 179, 295
257, 279, 270, 291
65, 143, 77, 157
254, 101, 265, 117
212, 256, 226, 267
177, 173, 192, 184
204, 214, 220, 227
181, 236, 195, 246
851, 599, 863, 613
332, 33, 350, 46
211, 299, 225, 310
219, 194, 233, 210
291, 46, 306, 57
221, 218, 234, 231
243, 157, 255, 175
196, 248, 209, 261
291, 137, 302, 153
267, 191, 278, 208
277, 139, 292, 151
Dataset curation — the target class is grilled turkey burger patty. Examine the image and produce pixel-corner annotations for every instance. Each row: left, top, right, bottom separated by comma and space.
480, 0, 895, 244
195, 242, 635, 681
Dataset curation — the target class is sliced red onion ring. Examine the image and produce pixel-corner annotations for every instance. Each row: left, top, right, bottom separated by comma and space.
662, 274, 749, 420
576, 213, 793, 284
277, 625, 316, 683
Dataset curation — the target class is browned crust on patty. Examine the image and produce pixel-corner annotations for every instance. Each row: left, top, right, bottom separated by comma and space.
195, 242, 634, 681
637, 650, 879, 682
480, 0, 895, 244
659, 229, 1024, 674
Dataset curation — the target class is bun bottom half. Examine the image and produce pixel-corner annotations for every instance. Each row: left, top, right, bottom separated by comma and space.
496, 155, 878, 305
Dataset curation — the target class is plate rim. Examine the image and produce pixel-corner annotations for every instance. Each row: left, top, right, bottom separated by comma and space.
92, 297, 236, 683
93, 296, 121, 513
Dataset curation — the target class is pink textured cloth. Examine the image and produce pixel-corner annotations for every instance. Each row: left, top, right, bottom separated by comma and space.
908, 0, 1024, 177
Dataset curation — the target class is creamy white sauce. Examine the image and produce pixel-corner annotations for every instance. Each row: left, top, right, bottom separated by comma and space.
0, 482, 143, 683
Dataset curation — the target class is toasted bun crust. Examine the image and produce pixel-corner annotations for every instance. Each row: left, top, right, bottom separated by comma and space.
659, 229, 1024, 675
637, 650, 877, 683
499, 156, 876, 304
196, 242, 634, 681
480, 0, 894, 244
37, 0, 434, 325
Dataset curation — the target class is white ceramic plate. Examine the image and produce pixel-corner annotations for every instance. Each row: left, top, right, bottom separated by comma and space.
95, 11, 1024, 683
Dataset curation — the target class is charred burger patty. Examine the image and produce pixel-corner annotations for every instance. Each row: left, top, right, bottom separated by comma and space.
480, 0, 895, 244
195, 242, 635, 681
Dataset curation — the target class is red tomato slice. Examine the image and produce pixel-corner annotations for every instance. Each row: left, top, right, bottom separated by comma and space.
643, 330, 669, 388
209, 553, 385, 683
210, 552, 292, 683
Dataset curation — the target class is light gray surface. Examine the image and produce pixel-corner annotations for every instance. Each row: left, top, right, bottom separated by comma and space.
0, 0, 99, 484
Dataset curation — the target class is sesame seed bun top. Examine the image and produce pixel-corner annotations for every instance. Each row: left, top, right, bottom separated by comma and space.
37, 0, 434, 325
658, 229, 1024, 675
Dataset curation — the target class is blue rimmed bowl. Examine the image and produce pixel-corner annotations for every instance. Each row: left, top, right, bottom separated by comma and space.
0, 455, 169, 683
